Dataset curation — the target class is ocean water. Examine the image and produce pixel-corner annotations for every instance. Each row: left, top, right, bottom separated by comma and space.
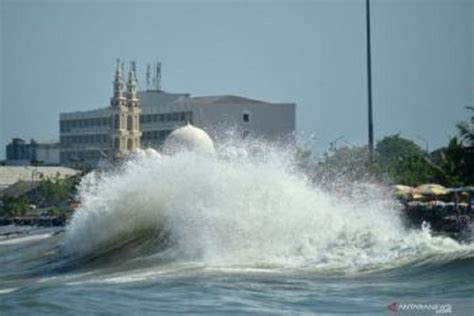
1, 140, 473, 315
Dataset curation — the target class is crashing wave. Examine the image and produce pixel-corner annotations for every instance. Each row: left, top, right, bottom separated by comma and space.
62, 132, 474, 273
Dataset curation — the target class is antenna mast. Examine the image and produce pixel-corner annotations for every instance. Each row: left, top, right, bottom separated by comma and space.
155, 62, 161, 91
146, 64, 151, 91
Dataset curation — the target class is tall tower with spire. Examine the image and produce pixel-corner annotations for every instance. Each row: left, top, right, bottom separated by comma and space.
110, 59, 141, 158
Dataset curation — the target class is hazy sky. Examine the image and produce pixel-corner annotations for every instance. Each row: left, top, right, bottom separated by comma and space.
1, 0, 473, 159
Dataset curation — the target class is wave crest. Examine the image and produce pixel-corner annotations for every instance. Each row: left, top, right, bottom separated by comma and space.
63, 139, 474, 272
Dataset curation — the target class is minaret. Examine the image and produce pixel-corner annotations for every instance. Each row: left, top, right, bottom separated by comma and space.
111, 58, 125, 106
110, 59, 141, 158
125, 61, 141, 152
126, 61, 138, 103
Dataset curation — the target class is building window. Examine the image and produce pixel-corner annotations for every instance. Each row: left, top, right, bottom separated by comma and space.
114, 114, 120, 129
127, 115, 133, 130
243, 112, 250, 123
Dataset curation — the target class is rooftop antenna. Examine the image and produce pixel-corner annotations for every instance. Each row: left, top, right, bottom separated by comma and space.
152, 63, 156, 90
146, 63, 151, 90
156, 62, 162, 91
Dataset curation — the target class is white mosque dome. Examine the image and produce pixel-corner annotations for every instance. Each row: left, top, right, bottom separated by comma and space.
162, 123, 215, 155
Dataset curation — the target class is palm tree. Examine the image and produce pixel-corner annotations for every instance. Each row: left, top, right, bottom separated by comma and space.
456, 106, 474, 146
427, 137, 465, 187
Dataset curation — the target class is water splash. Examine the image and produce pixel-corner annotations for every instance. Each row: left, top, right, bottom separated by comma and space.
63, 137, 474, 273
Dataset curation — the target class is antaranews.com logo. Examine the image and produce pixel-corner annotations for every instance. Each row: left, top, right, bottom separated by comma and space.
387, 302, 452, 315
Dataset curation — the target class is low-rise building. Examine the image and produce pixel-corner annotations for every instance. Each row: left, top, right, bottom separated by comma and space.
6, 138, 60, 166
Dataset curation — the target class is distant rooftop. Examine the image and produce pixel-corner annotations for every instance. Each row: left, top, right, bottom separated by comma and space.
0, 166, 79, 191
60, 107, 110, 119
190, 95, 292, 105
59, 91, 293, 117
138, 90, 190, 108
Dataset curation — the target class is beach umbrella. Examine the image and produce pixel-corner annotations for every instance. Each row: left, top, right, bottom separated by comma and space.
392, 185, 412, 194
392, 185, 413, 199
447, 187, 472, 196
414, 184, 448, 196
458, 186, 474, 193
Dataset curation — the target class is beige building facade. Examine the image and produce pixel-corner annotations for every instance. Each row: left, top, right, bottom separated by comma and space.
59, 61, 295, 167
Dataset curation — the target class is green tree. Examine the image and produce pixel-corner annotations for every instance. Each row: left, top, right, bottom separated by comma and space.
456, 106, 474, 146
314, 145, 386, 187
389, 154, 433, 186
376, 134, 424, 163
428, 137, 465, 187
374, 134, 433, 186
1, 196, 28, 217
37, 173, 79, 207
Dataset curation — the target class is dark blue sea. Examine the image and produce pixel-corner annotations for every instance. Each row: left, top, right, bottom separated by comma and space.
1, 146, 473, 315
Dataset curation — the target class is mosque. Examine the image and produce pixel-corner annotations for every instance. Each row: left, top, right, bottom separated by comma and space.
59, 60, 296, 167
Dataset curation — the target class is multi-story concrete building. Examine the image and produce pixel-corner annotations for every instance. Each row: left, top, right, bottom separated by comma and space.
59, 61, 295, 167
